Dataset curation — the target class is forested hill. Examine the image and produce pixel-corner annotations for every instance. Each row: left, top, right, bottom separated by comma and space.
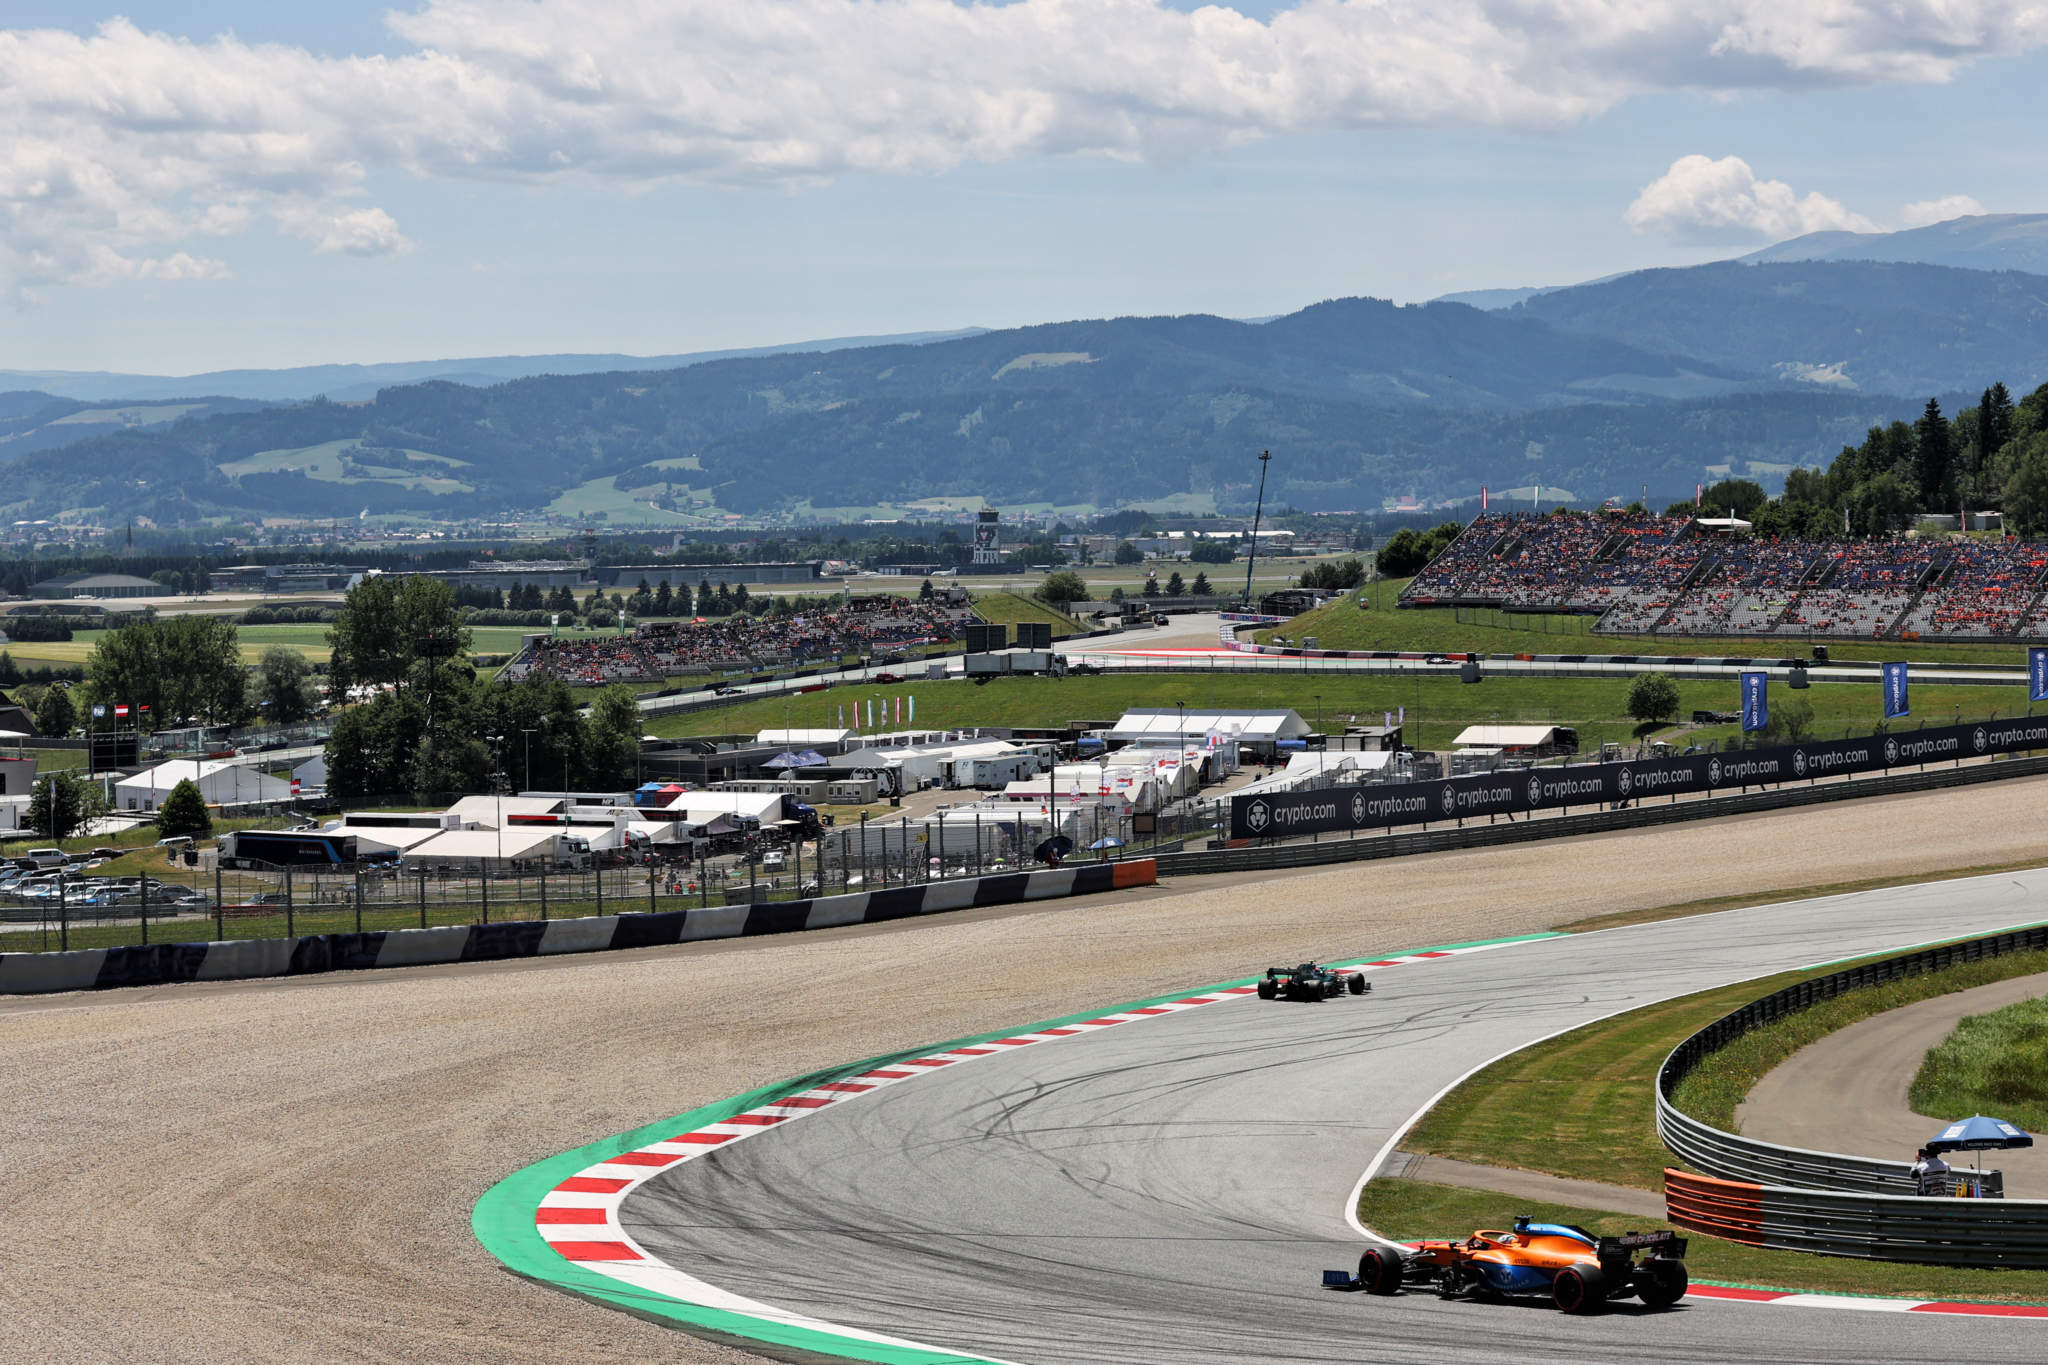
1516, 260, 2048, 397
5, 264, 2047, 523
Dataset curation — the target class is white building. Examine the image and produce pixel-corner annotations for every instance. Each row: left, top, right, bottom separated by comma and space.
115, 759, 292, 812
1105, 708, 1308, 756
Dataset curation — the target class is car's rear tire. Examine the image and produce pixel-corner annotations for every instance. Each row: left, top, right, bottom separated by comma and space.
1347, 975, 1366, 995
1357, 1248, 1402, 1296
1257, 981, 1276, 1000
1636, 1257, 1688, 1308
1552, 1264, 1608, 1314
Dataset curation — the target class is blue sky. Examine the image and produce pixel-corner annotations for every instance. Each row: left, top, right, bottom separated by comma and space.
3, 2, 2042, 374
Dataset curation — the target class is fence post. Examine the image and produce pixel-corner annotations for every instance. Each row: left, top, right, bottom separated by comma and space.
481, 870, 490, 926
354, 869, 363, 934
648, 861, 656, 915
595, 867, 604, 917
58, 872, 68, 952
284, 866, 294, 939
419, 871, 428, 930
214, 862, 224, 939
539, 869, 549, 921
139, 874, 149, 946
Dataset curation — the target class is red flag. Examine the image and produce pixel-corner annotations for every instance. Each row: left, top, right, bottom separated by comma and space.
1695, 484, 1703, 507
1481, 485, 1489, 511
114, 704, 130, 717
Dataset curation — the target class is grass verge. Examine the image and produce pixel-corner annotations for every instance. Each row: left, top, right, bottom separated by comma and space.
1909, 995, 2048, 1133
971, 590, 1083, 639
1361, 1180, 2048, 1303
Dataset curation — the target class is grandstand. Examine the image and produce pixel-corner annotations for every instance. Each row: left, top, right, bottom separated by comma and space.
517, 598, 974, 685
1399, 511, 2048, 642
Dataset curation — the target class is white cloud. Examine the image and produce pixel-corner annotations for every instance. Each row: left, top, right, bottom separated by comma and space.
4, 2, 2046, 293
276, 205, 415, 256
1624, 154, 1880, 241
1901, 194, 1987, 227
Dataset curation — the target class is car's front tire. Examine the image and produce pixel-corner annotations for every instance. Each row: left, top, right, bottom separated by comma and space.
1357, 1248, 1403, 1296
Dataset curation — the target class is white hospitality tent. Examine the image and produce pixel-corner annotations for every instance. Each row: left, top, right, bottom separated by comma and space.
115, 759, 291, 812
401, 827, 566, 871
444, 795, 567, 829
1105, 708, 1309, 754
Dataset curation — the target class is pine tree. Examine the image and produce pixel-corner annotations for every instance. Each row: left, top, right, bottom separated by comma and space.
1914, 398, 1952, 509
1983, 383, 2017, 467
1191, 571, 1211, 596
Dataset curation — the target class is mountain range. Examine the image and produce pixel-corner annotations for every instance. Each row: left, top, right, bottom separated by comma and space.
7, 216, 2048, 525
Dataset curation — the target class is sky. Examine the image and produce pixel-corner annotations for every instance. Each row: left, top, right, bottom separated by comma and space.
3, 1, 2045, 375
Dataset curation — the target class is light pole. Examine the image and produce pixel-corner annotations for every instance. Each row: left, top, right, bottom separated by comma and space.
521, 728, 536, 795
1242, 449, 1273, 606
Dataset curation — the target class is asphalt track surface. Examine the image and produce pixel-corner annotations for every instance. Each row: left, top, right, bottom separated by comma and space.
619, 875, 2048, 1363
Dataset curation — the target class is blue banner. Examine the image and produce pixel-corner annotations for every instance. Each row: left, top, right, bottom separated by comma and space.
2032, 648, 2048, 703
1883, 661, 1910, 719
1740, 671, 1769, 732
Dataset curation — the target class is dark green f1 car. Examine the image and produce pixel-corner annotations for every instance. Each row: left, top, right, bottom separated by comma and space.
1257, 962, 1369, 1001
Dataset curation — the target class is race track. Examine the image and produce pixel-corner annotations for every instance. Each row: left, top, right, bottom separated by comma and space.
614, 875, 2048, 1363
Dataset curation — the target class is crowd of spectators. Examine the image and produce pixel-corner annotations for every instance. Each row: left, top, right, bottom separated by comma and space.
521, 597, 975, 683
1403, 511, 2048, 641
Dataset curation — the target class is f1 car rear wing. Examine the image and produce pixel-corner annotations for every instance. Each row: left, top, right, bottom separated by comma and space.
1597, 1231, 1687, 1257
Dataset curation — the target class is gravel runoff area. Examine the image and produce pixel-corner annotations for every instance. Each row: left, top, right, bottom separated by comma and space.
1738, 971, 2048, 1197
6, 778, 2048, 1363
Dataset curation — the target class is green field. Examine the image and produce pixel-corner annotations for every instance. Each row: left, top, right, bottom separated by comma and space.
1268, 580, 2044, 668
218, 438, 474, 494
2, 622, 592, 672
1910, 993, 2048, 1134
644, 670, 2032, 751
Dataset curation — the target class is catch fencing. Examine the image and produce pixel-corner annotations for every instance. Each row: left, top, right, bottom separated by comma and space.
1657, 924, 2048, 1267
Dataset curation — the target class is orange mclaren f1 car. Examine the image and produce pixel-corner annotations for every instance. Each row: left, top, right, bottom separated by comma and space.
1326, 1217, 1688, 1313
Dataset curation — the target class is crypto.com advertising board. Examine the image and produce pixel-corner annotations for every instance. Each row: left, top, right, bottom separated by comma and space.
1228, 718, 2048, 840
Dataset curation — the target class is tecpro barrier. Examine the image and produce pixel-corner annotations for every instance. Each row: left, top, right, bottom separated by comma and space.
1231, 717, 2048, 839
0, 859, 1156, 995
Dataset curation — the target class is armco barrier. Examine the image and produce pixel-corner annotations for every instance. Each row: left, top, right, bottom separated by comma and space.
0, 859, 1156, 995
1658, 924, 2048, 1266
1161, 752, 2048, 877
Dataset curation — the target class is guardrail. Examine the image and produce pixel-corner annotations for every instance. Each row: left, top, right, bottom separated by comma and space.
1663, 1169, 2048, 1267
1155, 753, 2048, 877
1656, 924, 2048, 1266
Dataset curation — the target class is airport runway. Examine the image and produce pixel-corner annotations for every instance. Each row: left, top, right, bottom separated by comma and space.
615, 874, 2048, 1362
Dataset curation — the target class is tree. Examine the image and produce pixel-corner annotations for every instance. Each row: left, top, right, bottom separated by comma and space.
1113, 540, 1142, 565
1164, 570, 1185, 597
1188, 539, 1234, 563
1761, 697, 1815, 744
86, 614, 245, 728
1915, 397, 1954, 509
1625, 671, 1680, 726
1375, 529, 1428, 577
1700, 479, 1767, 520
26, 771, 107, 842
579, 684, 642, 789
156, 778, 213, 840
919, 578, 935, 600
1190, 571, 1211, 596
1038, 570, 1089, 606
33, 684, 75, 737
1847, 471, 1918, 535
2001, 433, 2048, 535
257, 646, 317, 724
327, 575, 470, 703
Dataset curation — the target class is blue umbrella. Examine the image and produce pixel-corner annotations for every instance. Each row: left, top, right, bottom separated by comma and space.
1927, 1115, 2033, 1178
1087, 836, 1124, 849
1927, 1115, 2033, 1154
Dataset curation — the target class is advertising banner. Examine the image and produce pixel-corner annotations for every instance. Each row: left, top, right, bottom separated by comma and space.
1227, 717, 2030, 840
1883, 661, 1910, 719
1740, 671, 1769, 733
2031, 648, 2048, 704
